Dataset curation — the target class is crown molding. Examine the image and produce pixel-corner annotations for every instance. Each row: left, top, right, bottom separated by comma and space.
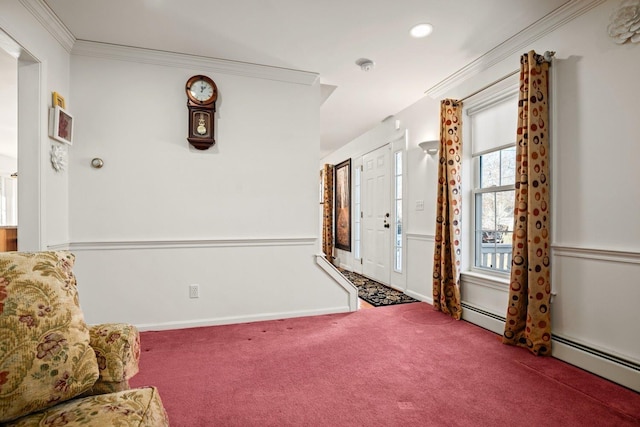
71, 40, 320, 86
425, 0, 607, 99
19, 0, 75, 53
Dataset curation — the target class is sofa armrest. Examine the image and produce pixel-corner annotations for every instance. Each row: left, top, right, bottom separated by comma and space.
86, 323, 140, 395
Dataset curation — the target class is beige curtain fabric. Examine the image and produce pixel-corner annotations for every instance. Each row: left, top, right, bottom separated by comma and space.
322, 164, 335, 261
503, 51, 552, 355
432, 99, 463, 320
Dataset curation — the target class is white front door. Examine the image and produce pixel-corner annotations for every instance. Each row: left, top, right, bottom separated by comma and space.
361, 144, 391, 284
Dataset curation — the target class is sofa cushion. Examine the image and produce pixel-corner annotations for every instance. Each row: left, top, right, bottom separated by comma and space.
0, 252, 99, 423
85, 323, 140, 395
4, 386, 169, 427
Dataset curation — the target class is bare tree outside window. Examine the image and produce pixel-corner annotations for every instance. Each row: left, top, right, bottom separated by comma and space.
475, 147, 516, 272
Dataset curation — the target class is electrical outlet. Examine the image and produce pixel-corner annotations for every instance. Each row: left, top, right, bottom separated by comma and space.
189, 284, 199, 299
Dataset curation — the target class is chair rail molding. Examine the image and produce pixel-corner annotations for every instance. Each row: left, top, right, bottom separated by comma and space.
552, 244, 640, 265
406, 233, 435, 242
49, 236, 317, 251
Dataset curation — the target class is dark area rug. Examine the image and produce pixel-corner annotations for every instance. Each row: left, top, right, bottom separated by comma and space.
339, 268, 419, 307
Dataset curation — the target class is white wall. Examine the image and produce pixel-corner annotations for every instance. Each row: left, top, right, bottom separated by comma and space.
66, 42, 351, 328
327, 0, 640, 390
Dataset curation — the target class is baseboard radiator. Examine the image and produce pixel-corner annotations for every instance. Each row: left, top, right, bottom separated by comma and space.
461, 302, 640, 392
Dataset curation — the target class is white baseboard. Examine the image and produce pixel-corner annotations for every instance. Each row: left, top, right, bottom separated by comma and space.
461, 304, 505, 335
461, 303, 640, 392
404, 289, 430, 304
134, 305, 352, 332
552, 336, 640, 392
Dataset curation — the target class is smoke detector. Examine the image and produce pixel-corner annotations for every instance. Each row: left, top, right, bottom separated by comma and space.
355, 58, 375, 72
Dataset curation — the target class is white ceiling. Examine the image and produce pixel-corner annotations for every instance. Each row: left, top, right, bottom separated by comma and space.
31, 1, 569, 157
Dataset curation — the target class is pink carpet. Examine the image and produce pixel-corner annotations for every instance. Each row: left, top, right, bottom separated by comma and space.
130, 303, 640, 426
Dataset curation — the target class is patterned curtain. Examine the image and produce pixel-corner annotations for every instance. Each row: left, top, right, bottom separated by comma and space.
433, 99, 463, 320
503, 51, 551, 355
322, 164, 335, 261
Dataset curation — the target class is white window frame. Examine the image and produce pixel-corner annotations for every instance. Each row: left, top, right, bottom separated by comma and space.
464, 83, 519, 280
472, 145, 515, 276
354, 163, 362, 262
393, 150, 403, 273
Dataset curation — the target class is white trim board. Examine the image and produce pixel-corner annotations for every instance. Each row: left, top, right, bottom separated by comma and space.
49, 236, 317, 251
20, 1, 319, 85
135, 305, 352, 332
19, 0, 75, 52
425, 0, 607, 99
552, 245, 640, 265
71, 40, 319, 86
461, 303, 640, 393
406, 233, 435, 242
315, 254, 359, 312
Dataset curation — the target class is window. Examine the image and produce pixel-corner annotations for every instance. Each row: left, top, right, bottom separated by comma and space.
467, 92, 518, 274
354, 164, 361, 261
393, 151, 403, 272
474, 147, 515, 272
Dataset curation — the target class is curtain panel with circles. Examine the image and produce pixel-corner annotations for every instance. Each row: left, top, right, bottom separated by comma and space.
322, 164, 335, 261
432, 99, 463, 320
502, 50, 552, 356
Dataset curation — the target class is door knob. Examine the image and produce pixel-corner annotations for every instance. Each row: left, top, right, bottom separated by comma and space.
384, 223, 390, 228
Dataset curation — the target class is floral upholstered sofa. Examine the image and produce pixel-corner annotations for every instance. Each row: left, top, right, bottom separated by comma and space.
0, 251, 169, 426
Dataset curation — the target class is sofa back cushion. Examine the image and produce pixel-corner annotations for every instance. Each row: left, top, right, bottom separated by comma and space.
0, 251, 99, 423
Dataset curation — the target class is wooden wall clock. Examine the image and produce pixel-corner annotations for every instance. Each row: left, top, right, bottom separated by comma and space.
185, 75, 218, 150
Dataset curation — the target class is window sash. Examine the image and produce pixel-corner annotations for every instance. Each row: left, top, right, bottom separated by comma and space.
472, 146, 515, 274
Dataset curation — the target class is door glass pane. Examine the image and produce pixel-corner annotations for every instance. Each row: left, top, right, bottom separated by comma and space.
394, 151, 403, 272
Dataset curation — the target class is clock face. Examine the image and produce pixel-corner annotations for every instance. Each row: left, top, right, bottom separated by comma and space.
189, 79, 215, 102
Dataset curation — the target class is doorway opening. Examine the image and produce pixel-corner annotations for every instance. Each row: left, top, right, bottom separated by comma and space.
0, 40, 18, 251
1, 28, 42, 251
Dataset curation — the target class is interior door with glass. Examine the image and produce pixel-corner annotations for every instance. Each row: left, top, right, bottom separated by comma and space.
361, 144, 391, 284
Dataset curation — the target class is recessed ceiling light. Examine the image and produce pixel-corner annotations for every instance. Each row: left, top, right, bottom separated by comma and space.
410, 23, 433, 38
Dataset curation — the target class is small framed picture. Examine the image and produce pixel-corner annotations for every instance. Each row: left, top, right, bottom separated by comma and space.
49, 105, 73, 145
52, 92, 66, 108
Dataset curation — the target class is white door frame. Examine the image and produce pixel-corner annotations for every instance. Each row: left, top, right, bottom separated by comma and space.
357, 132, 407, 289
0, 29, 43, 250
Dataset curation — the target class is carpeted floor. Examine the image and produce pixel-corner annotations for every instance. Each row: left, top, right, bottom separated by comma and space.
339, 268, 418, 307
131, 304, 640, 426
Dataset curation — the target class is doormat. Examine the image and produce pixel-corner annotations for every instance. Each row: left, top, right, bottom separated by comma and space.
339, 269, 419, 307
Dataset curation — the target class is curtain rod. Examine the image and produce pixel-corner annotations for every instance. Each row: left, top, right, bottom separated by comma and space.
457, 50, 555, 103
458, 69, 519, 103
